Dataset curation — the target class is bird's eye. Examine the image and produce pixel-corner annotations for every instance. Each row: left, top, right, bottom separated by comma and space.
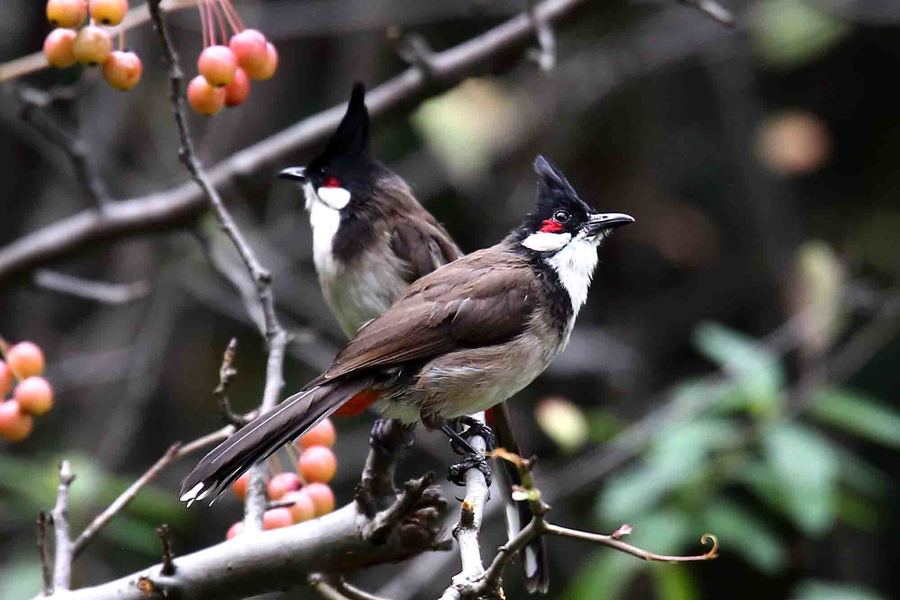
553, 210, 570, 223
323, 176, 341, 188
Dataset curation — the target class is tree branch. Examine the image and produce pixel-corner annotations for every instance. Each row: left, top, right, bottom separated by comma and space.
0, 0, 591, 286
38, 512, 52, 596
33, 270, 150, 305
51, 461, 75, 592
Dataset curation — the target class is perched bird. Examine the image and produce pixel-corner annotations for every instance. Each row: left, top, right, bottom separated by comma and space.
182, 156, 633, 586
278, 84, 551, 591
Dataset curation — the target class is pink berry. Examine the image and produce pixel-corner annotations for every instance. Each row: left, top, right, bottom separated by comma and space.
44, 28, 78, 68
0, 361, 13, 397
0, 400, 33, 442
262, 507, 293, 530
73, 25, 113, 66
231, 472, 250, 501
103, 51, 142, 91
5, 342, 45, 378
187, 75, 226, 116
14, 376, 54, 416
298, 418, 336, 449
246, 42, 277, 81
282, 490, 316, 523
229, 30, 268, 74
304, 483, 335, 516
90, 0, 128, 26
299, 445, 337, 483
224, 68, 251, 107
46, 0, 87, 29
267, 472, 301, 500
198, 45, 237, 87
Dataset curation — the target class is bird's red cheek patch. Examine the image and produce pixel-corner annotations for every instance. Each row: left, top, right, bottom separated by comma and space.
335, 389, 381, 416
540, 219, 564, 233
323, 176, 341, 188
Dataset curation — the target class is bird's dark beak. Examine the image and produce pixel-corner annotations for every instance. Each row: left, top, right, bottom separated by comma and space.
586, 212, 635, 236
278, 166, 307, 182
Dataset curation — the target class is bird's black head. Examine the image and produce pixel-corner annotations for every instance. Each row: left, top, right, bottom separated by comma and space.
515, 155, 634, 254
278, 82, 386, 211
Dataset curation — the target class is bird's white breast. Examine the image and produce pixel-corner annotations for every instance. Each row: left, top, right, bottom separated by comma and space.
546, 234, 599, 316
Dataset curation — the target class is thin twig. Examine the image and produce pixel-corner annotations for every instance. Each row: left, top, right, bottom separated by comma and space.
72, 427, 233, 557
677, 0, 735, 27
309, 575, 353, 600
19, 88, 113, 208
156, 525, 176, 576
147, 0, 289, 531
526, 0, 557, 70
51, 460, 75, 592
38, 512, 52, 596
336, 580, 394, 600
213, 338, 253, 426
33, 270, 150, 305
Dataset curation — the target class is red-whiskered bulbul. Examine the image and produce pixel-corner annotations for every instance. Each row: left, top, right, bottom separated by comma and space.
182, 155, 633, 586
278, 84, 553, 591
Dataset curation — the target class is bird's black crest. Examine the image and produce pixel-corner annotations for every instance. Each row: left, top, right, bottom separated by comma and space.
318, 82, 370, 163
518, 155, 598, 235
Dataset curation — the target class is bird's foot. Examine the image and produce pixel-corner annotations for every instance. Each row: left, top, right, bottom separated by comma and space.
369, 418, 416, 457
447, 453, 493, 487
450, 415, 496, 456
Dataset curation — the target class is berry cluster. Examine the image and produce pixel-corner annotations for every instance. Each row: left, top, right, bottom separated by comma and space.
43, 0, 143, 91
0, 341, 53, 442
227, 418, 337, 537
187, 1, 278, 115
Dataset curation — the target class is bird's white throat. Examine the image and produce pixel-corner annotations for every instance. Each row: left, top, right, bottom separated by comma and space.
305, 183, 343, 276
544, 233, 599, 314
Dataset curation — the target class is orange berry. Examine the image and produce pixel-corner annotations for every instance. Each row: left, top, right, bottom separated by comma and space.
103, 50, 142, 91
46, 0, 87, 29
226, 521, 244, 540
0, 400, 33, 442
246, 42, 277, 81
187, 75, 225, 115
262, 507, 293, 530
73, 25, 113, 66
0, 361, 13, 397
44, 28, 78, 68
267, 472, 301, 500
14, 377, 54, 416
299, 445, 337, 483
198, 45, 237, 87
298, 418, 336, 449
303, 483, 335, 516
89, 0, 128, 26
229, 30, 267, 74
282, 490, 316, 523
224, 68, 250, 107
5, 342, 45, 378
231, 472, 250, 501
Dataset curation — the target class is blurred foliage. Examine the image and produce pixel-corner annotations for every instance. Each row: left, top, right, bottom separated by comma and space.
557, 322, 896, 600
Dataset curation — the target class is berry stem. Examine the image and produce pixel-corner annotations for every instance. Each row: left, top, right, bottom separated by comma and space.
220, 0, 244, 34
205, 0, 216, 46
212, 2, 228, 49
198, 0, 208, 48
118, 28, 124, 52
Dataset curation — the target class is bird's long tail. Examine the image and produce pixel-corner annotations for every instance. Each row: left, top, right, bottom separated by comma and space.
180, 377, 373, 506
488, 402, 550, 594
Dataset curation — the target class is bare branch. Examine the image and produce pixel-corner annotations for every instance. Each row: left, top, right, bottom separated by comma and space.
213, 338, 253, 427
0, 0, 590, 286
38, 512, 52, 596
309, 575, 354, 600
18, 87, 112, 208
33, 270, 150, 305
51, 461, 75, 592
72, 428, 233, 558
44, 493, 447, 600
387, 28, 436, 77
336, 580, 394, 600
155, 525, 176, 576
526, 0, 557, 71
146, 0, 290, 531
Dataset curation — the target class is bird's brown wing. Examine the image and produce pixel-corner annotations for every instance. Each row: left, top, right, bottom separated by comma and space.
390, 211, 462, 282
322, 248, 536, 380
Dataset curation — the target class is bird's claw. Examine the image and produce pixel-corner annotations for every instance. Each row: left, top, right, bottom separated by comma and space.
449, 416, 495, 456
447, 453, 492, 487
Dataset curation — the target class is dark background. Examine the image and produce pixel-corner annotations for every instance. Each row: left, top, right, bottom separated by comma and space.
1, 1, 898, 599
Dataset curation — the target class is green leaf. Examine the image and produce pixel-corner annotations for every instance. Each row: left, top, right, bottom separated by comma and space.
790, 579, 887, 600
703, 499, 786, 573
0, 555, 42, 600
757, 423, 839, 534
752, 0, 852, 69
651, 565, 699, 600
562, 551, 640, 600
692, 323, 783, 413
811, 388, 900, 449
